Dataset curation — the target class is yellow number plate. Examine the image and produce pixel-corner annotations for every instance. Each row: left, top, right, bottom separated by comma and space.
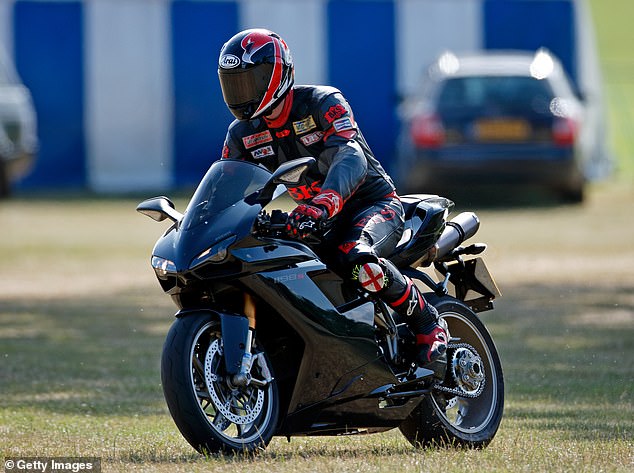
475, 119, 530, 141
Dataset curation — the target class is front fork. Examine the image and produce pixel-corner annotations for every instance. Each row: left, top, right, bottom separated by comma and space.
222, 292, 271, 387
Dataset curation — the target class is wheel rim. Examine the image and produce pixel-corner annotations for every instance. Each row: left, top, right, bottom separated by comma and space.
432, 312, 499, 434
188, 321, 275, 445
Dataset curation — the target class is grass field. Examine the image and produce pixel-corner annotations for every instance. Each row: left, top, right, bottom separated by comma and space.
1, 183, 632, 472
1, 1, 633, 472
589, 0, 634, 178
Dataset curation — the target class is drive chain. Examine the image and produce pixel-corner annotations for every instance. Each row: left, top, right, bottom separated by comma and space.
433, 342, 486, 399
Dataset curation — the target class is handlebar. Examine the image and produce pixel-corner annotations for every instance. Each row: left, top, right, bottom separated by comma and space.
254, 209, 327, 244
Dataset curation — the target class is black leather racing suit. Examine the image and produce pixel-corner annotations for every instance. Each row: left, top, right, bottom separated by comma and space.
221, 85, 404, 270
220, 85, 435, 329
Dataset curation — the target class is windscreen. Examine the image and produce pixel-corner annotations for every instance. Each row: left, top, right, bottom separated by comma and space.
181, 159, 271, 230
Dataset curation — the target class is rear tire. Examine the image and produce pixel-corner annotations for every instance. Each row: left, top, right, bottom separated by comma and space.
399, 297, 504, 448
161, 313, 279, 454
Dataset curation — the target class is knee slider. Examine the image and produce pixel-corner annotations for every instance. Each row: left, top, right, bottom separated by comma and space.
357, 262, 386, 293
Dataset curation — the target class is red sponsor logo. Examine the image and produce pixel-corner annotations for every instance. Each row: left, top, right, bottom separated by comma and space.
221, 143, 230, 159
287, 180, 322, 201
243, 130, 273, 149
276, 129, 291, 138
324, 104, 347, 123
354, 206, 397, 228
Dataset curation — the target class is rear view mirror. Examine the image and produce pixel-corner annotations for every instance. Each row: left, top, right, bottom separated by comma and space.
272, 157, 315, 185
257, 157, 316, 204
136, 196, 183, 223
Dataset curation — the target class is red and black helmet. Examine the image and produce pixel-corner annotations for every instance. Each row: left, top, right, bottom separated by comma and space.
218, 28, 294, 121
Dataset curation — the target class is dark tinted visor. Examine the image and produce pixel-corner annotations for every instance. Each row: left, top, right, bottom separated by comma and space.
218, 63, 273, 107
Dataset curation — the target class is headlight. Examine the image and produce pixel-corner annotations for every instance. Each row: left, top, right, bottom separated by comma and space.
151, 255, 176, 277
190, 235, 236, 269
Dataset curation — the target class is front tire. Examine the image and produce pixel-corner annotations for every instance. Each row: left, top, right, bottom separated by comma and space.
161, 313, 279, 454
399, 297, 504, 448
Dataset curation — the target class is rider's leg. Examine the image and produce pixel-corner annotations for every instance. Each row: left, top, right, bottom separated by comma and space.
333, 198, 447, 367
357, 258, 447, 365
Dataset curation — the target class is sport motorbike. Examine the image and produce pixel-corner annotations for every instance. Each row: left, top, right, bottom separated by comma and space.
137, 157, 503, 454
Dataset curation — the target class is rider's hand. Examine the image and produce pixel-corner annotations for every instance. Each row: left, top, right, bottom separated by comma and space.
286, 204, 327, 239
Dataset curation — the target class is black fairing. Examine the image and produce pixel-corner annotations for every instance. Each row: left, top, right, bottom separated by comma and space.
151, 161, 320, 296
152, 160, 271, 274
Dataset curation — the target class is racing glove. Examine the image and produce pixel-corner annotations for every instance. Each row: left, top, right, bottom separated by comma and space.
286, 203, 327, 239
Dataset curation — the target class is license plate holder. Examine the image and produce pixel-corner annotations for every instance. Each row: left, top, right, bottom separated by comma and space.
438, 257, 501, 313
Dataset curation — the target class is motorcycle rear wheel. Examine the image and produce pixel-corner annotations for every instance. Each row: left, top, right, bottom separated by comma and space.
161, 313, 279, 454
399, 297, 504, 448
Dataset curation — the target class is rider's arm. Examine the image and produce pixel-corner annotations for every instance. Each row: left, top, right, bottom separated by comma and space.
311, 93, 368, 218
220, 125, 245, 160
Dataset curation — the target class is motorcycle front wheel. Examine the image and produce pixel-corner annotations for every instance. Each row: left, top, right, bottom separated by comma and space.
399, 296, 504, 448
161, 312, 279, 454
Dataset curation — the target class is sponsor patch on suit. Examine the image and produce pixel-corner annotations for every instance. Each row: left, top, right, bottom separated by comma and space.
333, 117, 354, 132
243, 130, 273, 149
324, 104, 347, 123
251, 145, 275, 160
292, 116, 317, 134
300, 131, 324, 146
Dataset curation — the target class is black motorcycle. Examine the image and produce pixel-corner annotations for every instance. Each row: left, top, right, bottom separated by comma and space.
137, 157, 503, 454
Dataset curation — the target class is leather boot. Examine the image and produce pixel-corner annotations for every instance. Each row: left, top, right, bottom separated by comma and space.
385, 273, 447, 366
357, 258, 447, 367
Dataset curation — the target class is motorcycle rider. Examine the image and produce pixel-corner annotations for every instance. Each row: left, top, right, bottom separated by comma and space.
217, 28, 446, 367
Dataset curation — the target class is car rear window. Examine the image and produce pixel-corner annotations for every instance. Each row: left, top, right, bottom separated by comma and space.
436, 76, 554, 115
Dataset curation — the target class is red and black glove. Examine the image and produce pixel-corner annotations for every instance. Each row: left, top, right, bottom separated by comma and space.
286, 204, 327, 239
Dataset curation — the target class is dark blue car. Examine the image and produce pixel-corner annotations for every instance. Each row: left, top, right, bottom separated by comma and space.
397, 49, 588, 202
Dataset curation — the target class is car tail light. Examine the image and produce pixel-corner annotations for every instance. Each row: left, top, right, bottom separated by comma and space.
410, 113, 445, 148
552, 117, 577, 147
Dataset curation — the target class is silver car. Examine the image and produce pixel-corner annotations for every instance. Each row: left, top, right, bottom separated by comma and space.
0, 47, 37, 197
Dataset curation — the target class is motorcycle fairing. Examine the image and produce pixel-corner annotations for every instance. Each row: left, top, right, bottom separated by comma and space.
231, 238, 318, 270
243, 261, 423, 434
151, 159, 272, 276
152, 202, 262, 274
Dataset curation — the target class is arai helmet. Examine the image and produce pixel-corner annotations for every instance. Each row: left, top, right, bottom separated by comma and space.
218, 28, 294, 120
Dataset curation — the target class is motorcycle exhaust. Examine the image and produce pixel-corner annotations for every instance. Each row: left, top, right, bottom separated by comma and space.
434, 212, 480, 260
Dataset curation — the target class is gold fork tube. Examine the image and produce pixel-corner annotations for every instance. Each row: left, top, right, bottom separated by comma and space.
244, 292, 257, 330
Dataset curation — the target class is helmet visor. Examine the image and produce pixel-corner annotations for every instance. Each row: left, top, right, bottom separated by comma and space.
219, 63, 273, 109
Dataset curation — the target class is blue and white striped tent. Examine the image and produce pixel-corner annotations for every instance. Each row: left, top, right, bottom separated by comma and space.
0, 0, 601, 193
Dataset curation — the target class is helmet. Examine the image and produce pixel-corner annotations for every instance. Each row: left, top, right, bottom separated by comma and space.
218, 29, 294, 120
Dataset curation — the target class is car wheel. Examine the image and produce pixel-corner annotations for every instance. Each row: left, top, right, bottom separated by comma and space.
0, 160, 10, 198
559, 183, 584, 203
